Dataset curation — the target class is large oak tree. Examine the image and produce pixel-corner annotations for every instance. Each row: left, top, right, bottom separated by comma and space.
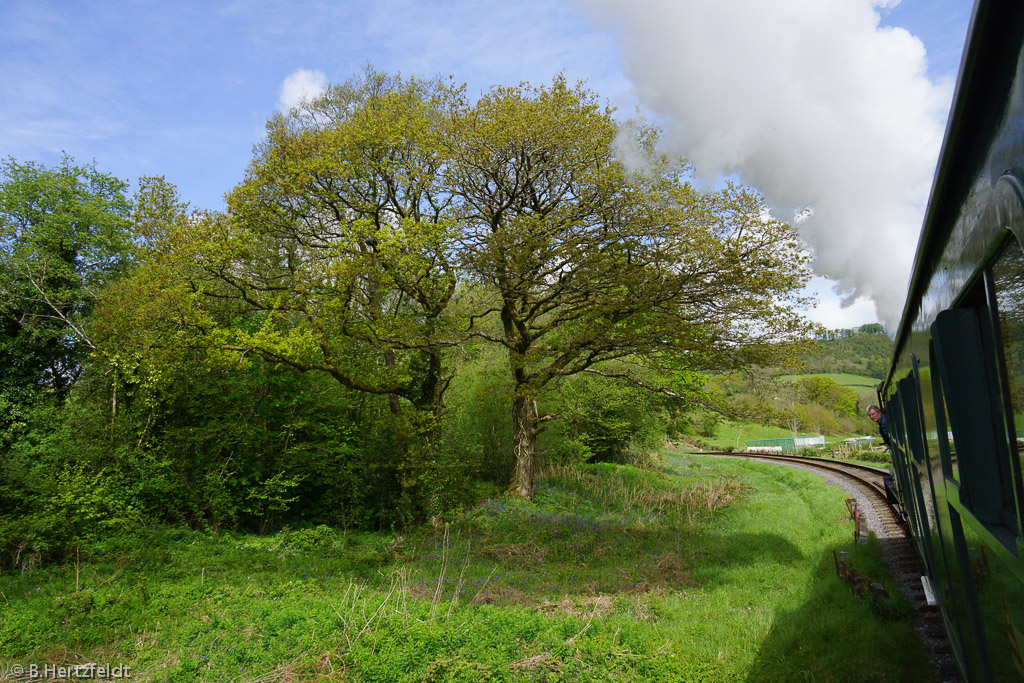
128, 73, 814, 500
446, 78, 814, 496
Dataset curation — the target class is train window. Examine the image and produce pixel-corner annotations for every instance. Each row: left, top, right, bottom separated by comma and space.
990, 234, 1024, 530
931, 303, 1017, 532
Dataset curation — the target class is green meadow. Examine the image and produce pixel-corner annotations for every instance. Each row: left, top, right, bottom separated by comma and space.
0, 455, 932, 682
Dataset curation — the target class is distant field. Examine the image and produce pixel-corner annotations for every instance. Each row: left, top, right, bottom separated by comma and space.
695, 419, 874, 451
776, 373, 880, 389
704, 420, 798, 450
690, 418, 878, 452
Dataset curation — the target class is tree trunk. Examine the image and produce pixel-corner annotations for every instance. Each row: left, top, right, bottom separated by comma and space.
509, 393, 538, 498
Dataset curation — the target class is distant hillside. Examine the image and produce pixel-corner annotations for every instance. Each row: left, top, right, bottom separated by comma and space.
799, 326, 893, 379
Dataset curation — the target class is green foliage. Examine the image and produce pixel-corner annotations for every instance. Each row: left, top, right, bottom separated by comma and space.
692, 365, 880, 442
855, 449, 893, 463
0, 156, 133, 442
0, 351, 418, 565
442, 340, 515, 484
187, 69, 460, 414
240, 472, 303, 534
0, 401, 140, 560
547, 438, 595, 466
271, 524, 347, 552
766, 373, 878, 435
445, 77, 814, 495
775, 372, 879, 387
687, 419, 800, 451
102, 74, 469, 519
541, 371, 673, 465
0, 70, 829, 566
696, 411, 723, 438
800, 329, 893, 379
796, 376, 860, 417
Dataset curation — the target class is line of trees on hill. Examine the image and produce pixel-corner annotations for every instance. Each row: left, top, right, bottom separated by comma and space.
0, 71, 816, 565
688, 372, 874, 443
802, 327, 892, 378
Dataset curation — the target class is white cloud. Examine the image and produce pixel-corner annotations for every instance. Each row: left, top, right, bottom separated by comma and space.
579, 0, 952, 329
278, 68, 327, 112
803, 276, 882, 331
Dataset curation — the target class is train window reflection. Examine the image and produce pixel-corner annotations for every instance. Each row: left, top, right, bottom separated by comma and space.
944, 405, 959, 483
992, 235, 1024, 525
931, 352, 960, 483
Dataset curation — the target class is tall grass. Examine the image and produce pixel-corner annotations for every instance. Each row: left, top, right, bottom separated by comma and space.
541, 462, 748, 524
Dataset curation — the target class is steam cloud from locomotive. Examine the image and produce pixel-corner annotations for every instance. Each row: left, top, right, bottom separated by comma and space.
580, 0, 952, 328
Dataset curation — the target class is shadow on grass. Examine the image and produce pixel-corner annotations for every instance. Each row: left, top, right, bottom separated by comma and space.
744, 552, 935, 683
695, 530, 806, 566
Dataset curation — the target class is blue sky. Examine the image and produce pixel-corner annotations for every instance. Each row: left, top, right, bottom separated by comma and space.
0, 0, 974, 329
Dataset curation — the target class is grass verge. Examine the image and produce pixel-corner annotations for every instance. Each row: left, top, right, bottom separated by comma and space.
0, 455, 933, 682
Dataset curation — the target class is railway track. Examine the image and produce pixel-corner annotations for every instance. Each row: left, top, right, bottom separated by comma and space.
701, 451, 962, 682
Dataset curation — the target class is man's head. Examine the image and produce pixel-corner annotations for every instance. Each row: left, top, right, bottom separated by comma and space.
867, 405, 882, 423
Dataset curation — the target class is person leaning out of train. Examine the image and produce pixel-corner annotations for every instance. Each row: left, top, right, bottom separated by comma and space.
866, 404, 890, 450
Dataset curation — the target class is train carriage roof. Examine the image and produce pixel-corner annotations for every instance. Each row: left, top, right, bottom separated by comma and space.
885, 0, 1024, 391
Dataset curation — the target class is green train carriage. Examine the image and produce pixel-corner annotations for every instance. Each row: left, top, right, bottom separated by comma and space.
880, 1, 1024, 680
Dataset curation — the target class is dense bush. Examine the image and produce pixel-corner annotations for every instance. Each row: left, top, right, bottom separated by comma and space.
442, 342, 514, 485
0, 355, 413, 565
539, 372, 674, 466
0, 334, 529, 566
